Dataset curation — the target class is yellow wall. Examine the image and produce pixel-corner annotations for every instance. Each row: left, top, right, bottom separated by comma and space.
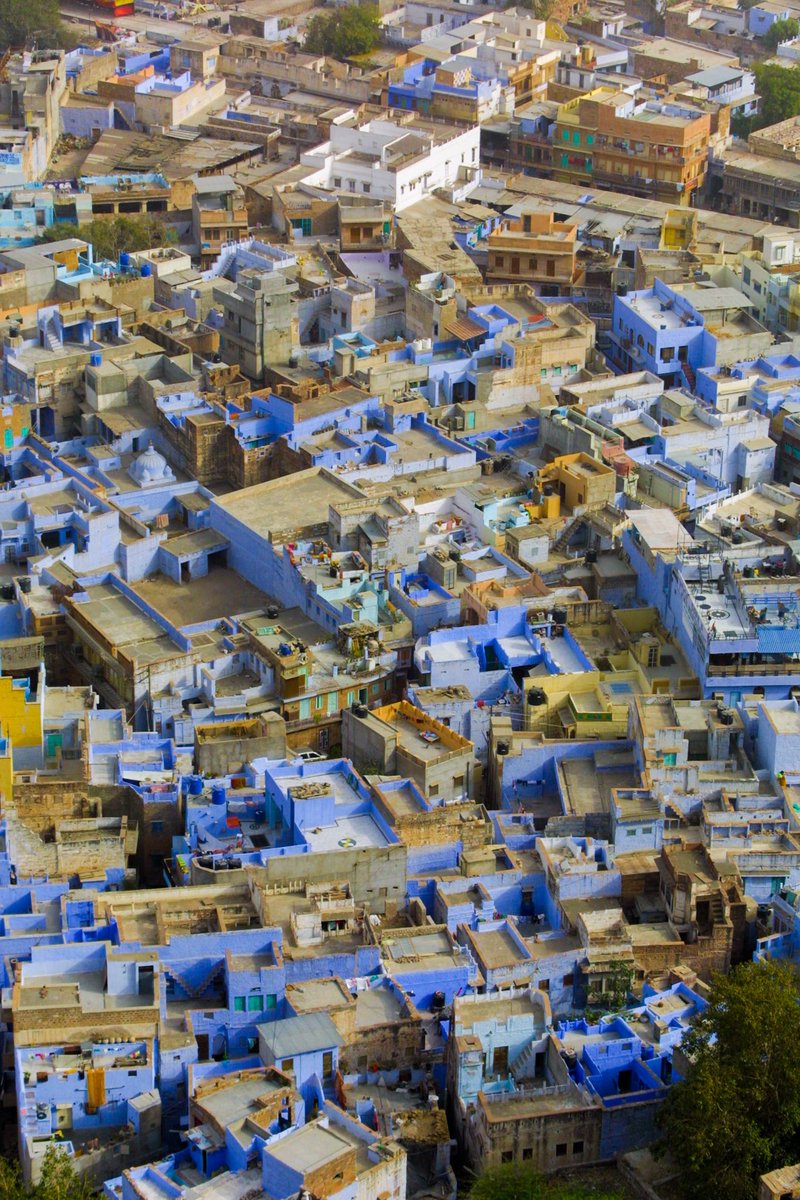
0, 676, 43, 748
0, 740, 11, 808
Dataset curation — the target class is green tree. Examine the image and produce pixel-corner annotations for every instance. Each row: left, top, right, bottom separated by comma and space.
33, 1147, 96, 1200
750, 62, 800, 129
38, 215, 174, 262
0, 0, 72, 50
304, 4, 381, 59
658, 959, 800, 1200
763, 16, 800, 49
0, 1154, 24, 1200
0, 1146, 96, 1200
470, 1162, 623, 1200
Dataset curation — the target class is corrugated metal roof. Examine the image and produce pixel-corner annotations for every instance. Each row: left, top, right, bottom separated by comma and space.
756, 626, 800, 654
258, 1011, 342, 1060
445, 315, 485, 342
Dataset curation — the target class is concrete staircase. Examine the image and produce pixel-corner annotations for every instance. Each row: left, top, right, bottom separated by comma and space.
552, 513, 583, 554
164, 960, 225, 999
43, 317, 61, 353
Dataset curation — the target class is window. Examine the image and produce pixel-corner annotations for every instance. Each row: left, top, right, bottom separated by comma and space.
495, 254, 504, 267
573, 131, 580, 145
362, 183, 371, 194
586, 134, 594, 145
150, 820, 164, 833
562, 129, 570, 141
247, 994, 264, 1011
429, 784, 439, 797
647, 343, 654, 356
333, 177, 341, 188
315, 695, 323, 710
539, 978, 550, 991
561, 153, 569, 168
556, 1143, 568, 1158
573, 1141, 584, 1155
282, 1058, 294, 1072
234, 997, 246, 1012
265, 994, 277, 1010
522, 1148, 533, 1161
502, 1151, 513, 1164
563, 973, 574, 986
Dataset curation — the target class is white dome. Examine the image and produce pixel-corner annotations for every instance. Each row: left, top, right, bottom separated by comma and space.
129, 442, 174, 487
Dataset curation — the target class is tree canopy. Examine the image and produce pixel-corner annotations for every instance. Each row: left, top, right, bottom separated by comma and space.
303, 4, 381, 59
0, 0, 72, 50
658, 959, 800, 1200
37, 215, 174, 262
754, 62, 800, 128
763, 16, 800, 49
0, 1146, 96, 1200
732, 62, 800, 137
469, 1162, 624, 1200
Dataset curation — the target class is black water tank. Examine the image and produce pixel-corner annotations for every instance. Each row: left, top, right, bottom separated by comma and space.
432, 990, 446, 1011
528, 687, 547, 706
18, 577, 31, 594
552, 606, 567, 625
496, 741, 510, 756
355, 704, 369, 718
266, 605, 279, 619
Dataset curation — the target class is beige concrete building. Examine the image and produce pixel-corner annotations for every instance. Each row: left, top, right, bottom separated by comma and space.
487, 213, 582, 294
342, 700, 476, 803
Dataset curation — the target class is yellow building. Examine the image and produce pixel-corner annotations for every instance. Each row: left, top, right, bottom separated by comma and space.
0, 670, 44, 805
0, 735, 11, 809
0, 673, 43, 749
529, 453, 617, 520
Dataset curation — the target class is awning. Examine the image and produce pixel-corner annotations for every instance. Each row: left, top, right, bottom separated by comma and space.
757, 626, 800, 654
445, 315, 485, 341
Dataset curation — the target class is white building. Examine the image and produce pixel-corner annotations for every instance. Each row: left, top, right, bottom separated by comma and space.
299, 118, 481, 212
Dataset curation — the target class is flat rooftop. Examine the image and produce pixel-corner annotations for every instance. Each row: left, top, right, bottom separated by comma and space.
132, 568, 268, 625
212, 469, 364, 541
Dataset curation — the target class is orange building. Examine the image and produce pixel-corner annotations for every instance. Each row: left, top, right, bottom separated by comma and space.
554, 88, 711, 205
486, 213, 582, 294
